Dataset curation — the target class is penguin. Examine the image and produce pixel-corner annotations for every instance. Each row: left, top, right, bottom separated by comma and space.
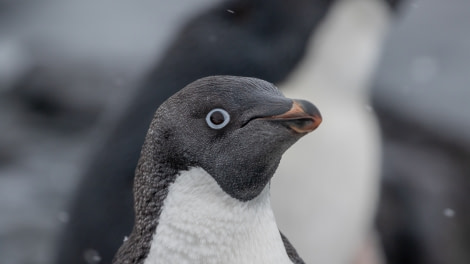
272, 0, 404, 263
112, 75, 322, 264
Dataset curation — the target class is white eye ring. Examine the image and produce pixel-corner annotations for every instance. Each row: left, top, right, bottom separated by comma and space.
206, 108, 230, 129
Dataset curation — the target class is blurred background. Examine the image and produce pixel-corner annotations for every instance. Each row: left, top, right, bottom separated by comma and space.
0, 0, 468, 264
373, 0, 470, 263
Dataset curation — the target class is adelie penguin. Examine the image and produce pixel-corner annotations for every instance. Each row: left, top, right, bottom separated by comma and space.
57, 1, 404, 263
112, 75, 322, 264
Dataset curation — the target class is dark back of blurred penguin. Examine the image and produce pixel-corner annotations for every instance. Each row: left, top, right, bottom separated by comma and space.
55, 0, 403, 263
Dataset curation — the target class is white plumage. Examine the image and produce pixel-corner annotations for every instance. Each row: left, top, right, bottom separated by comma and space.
272, 0, 391, 263
145, 167, 292, 264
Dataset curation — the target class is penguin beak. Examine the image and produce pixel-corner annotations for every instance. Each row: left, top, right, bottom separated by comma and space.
263, 100, 322, 133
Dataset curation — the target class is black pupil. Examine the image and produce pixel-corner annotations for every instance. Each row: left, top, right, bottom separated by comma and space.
210, 111, 225, 125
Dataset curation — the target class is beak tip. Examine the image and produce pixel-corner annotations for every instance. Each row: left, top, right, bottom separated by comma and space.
293, 99, 322, 133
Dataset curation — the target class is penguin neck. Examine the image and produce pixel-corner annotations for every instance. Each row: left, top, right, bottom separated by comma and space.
143, 167, 292, 264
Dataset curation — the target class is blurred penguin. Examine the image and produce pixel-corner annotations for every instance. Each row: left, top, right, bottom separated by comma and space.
273, 0, 402, 263
56, 0, 403, 263
55, 1, 333, 263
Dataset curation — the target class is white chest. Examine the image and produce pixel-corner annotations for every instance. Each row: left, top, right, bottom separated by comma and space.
143, 167, 292, 264
273, 0, 390, 263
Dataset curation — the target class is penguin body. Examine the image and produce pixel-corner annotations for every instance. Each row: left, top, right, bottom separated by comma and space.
143, 168, 290, 263
112, 76, 321, 264
272, 0, 397, 262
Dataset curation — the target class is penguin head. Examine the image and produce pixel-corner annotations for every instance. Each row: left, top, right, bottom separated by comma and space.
147, 75, 321, 201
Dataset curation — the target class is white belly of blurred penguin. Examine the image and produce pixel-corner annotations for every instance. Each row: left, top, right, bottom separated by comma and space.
272, 0, 390, 263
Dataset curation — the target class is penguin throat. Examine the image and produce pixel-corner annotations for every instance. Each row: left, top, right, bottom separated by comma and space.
143, 167, 292, 264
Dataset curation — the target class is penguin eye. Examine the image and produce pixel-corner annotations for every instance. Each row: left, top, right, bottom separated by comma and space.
206, 108, 230, 129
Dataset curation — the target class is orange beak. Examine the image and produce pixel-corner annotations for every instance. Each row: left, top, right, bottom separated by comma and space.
263, 100, 322, 133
